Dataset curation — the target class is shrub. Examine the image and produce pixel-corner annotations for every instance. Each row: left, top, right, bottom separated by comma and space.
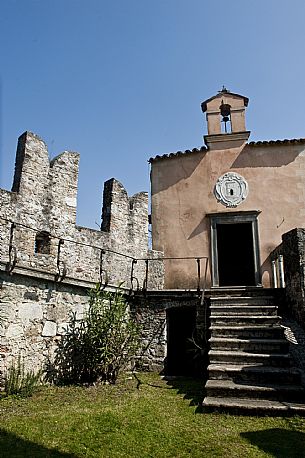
52, 283, 141, 385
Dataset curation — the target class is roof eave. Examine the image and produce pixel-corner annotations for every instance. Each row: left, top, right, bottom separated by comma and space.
201, 92, 249, 113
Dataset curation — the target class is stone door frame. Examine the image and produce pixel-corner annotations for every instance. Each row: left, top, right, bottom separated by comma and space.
208, 210, 262, 288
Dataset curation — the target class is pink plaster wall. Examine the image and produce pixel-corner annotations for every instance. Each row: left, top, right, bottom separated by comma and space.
151, 141, 305, 288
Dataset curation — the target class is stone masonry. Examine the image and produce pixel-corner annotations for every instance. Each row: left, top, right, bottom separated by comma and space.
0, 131, 164, 375
271, 228, 305, 328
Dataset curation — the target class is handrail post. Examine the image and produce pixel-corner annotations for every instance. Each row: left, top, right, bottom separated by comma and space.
7, 222, 17, 274
130, 259, 139, 292
99, 249, 108, 285
55, 239, 66, 282
143, 259, 149, 293
200, 257, 209, 306
196, 258, 201, 293
199, 258, 209, 350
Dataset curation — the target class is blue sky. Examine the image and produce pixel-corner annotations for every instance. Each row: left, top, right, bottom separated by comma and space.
1, 0, 305, 228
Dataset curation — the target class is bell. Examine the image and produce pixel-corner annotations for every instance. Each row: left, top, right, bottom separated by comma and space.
220, 103, 231, 118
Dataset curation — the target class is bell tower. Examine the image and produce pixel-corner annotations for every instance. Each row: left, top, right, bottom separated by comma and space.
201, 87, 251, 149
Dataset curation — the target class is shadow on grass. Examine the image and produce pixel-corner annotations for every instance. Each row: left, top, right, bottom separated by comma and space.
0, 428, 78, 458
241, 428, 305, 457
164, 376, 205, 412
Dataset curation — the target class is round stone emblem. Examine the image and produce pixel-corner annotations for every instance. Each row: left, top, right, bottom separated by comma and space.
214, 172, 248, 207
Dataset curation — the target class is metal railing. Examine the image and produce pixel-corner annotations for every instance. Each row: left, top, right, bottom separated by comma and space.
1, 217, 136, 286
140, 255, 209, 296
0, 217, 209, 299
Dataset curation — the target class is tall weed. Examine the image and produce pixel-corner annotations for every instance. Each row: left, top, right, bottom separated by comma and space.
4, 356, 42, 398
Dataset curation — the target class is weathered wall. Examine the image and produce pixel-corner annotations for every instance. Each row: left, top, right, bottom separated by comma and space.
151, 140, 305, 288
0, 131, 163, 289
0, 272, 165, 376
132, 292, 203, 372
279, 228, 305, 328
0, 271, 201, 376
0, 272, 89, 375
0, 131, 164, 376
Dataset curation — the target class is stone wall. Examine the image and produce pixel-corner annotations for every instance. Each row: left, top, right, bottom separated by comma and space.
0, 270, 202, 376
0, 131, 164, 377
0, 131, 163, 289
132, 292, 205, 372
0, 271, 89, 375
278, 228, 305, 328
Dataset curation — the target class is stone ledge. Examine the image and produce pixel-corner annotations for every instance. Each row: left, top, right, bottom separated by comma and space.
0, 261, 129, 292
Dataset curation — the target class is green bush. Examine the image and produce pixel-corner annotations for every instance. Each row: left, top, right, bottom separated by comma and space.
4, 356, 42, 398
52, 283, 141, 385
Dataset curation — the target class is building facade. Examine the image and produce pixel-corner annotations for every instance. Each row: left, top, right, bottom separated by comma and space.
1, 89, 305, 380
150, 88, 305, 290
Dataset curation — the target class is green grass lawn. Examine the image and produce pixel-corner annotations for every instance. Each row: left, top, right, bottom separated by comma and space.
0, 373, 304, 458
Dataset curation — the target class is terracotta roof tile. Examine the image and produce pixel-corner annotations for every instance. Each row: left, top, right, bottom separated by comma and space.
149, 138, 305, 163
148, 146, 207, 163
248, 138, 305, 146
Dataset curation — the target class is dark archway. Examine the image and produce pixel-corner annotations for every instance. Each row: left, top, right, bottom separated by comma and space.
166, 306, 197, 375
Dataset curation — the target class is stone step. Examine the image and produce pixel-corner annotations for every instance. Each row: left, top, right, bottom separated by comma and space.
210, 296, 276, 306
209, 337, 289, 353
209, 288, 277, 298
210, 305, 278, 316
208, 364, 301, 385
209, 350, 292, 366
204, 291, 305, 415
205, 379, 305, 402
205, 291, 305, 415
210, 315, 281, 326
210, 325, 284, 339
202, 396, 305, 416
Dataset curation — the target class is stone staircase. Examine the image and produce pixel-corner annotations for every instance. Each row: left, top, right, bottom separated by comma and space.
203, 291, 305, 415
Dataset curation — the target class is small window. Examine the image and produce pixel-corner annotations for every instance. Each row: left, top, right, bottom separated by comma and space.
35, 231, 51, 254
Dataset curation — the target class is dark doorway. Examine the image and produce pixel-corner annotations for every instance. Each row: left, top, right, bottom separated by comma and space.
166, 307, 197, 376
216, 222, 256, 286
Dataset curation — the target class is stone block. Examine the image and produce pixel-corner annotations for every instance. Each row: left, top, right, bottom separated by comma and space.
6, 324, 24, 339
18, 303, 43, 322
42, 321, 57, 337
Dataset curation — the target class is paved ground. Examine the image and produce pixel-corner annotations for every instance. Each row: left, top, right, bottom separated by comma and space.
282, 318, 305, 386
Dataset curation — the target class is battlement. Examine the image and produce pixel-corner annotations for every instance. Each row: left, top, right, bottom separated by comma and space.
0, 132, 163, 375
0, 132, 163, 288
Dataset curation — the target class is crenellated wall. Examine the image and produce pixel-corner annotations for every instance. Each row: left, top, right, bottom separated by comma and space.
0, 131, 164, 375
0, 131, 163, 287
